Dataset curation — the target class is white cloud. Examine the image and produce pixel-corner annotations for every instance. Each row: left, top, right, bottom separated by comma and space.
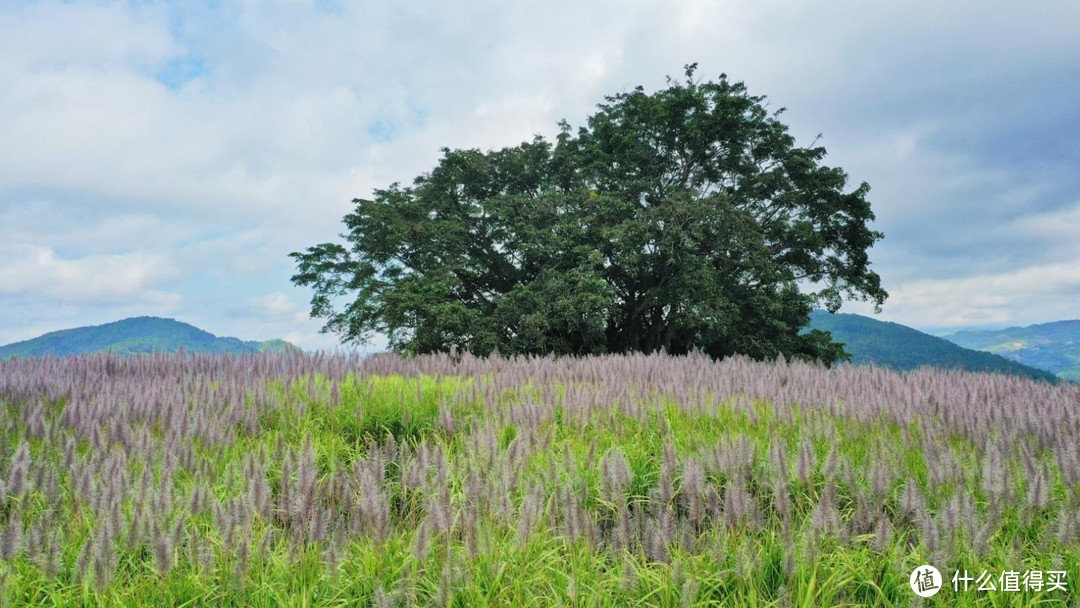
1006, 204, 1080, 256
0, 244, 180, 304
846, 261, 1080, 329
249, 292, 298, 319
0, 2, 175, 71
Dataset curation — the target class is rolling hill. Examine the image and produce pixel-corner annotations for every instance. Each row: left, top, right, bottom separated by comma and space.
0, 316, 299, 358
943, 320, 1080, 381
807, 311, 1060, 382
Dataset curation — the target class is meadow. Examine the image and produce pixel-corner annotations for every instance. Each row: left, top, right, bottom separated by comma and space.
0, 351, 1077, 606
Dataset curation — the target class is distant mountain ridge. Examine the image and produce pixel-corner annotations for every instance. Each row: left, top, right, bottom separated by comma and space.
0, 317, 298, 358
943, 320, 1080, 381
807, 311, 1060, 382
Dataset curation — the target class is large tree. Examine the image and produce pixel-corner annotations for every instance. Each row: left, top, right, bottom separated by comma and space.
291, 65, 887, 361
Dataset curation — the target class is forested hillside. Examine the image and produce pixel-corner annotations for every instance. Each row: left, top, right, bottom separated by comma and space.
0, 317, 297, 358
807, 311, 1060, 382
945, 321, 1080, 381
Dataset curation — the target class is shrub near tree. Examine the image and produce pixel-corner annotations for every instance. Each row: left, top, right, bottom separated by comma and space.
292, 65, 887, 361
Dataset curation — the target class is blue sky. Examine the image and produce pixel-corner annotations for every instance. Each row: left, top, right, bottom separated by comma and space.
1, 0, 1077, 350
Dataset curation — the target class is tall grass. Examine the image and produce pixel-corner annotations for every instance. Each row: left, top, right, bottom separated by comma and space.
0, 351, 1077, 606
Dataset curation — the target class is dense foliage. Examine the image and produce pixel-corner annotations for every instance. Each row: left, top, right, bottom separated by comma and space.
0, 317, 296, 359
1, 352, 1077, 606
292, 66, 887, 361
808, 311, 1061, 383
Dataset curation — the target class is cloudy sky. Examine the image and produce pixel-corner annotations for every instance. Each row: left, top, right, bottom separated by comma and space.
1, 0, 1077, 351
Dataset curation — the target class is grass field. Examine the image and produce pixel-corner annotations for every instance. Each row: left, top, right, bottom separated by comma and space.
0, 351, 1077, 606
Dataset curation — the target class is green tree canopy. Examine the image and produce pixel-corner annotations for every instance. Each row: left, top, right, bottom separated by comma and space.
291, 65, 887, 361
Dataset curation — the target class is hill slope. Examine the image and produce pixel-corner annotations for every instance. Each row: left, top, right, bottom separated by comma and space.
943, 320, 1080, 381
0, 317, 298, 358
808, 311, 1059, 382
